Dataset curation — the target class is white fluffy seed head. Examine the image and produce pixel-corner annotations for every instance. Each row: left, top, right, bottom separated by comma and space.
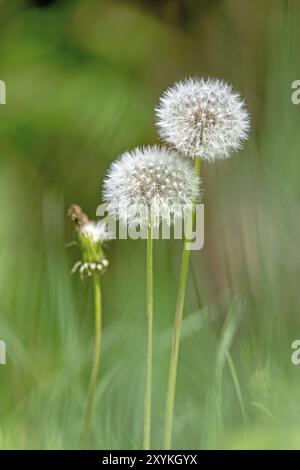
156, 77, 250, 162
103, 146, 200, 227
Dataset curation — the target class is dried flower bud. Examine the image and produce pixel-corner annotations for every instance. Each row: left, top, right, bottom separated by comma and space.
68, 204, 111, 279
68, 204, 90, 228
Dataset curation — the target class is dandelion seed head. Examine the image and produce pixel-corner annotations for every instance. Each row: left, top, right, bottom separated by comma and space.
103, 146, 200, 227
156, 77, 250, 162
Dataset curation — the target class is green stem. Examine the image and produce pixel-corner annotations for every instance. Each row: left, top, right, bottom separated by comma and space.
143, 225, 153, 450
83, 272, 102, 449
163, 156, 202, 450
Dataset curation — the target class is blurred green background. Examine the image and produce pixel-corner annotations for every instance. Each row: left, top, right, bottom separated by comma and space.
0, 0, 300, 450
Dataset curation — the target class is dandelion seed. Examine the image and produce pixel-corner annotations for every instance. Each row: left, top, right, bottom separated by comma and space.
80, 221, 112, 243
71, 260, 82, 274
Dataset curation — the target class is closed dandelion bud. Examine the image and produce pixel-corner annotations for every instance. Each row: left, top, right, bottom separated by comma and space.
156, 78, 250, 162
68, 205, 111, 279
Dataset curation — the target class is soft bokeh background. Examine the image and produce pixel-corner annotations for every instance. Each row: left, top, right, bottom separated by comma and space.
0, 0, 300, 450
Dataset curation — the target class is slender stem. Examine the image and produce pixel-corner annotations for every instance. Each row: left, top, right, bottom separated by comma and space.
83, 272, 102, 449
163, 156, 202, 450
143, 225, 153, 450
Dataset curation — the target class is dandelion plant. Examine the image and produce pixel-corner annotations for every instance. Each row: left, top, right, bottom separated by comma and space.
156, 78, 250, 449
103, 146, 199, 449
68, 204, 111, 448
